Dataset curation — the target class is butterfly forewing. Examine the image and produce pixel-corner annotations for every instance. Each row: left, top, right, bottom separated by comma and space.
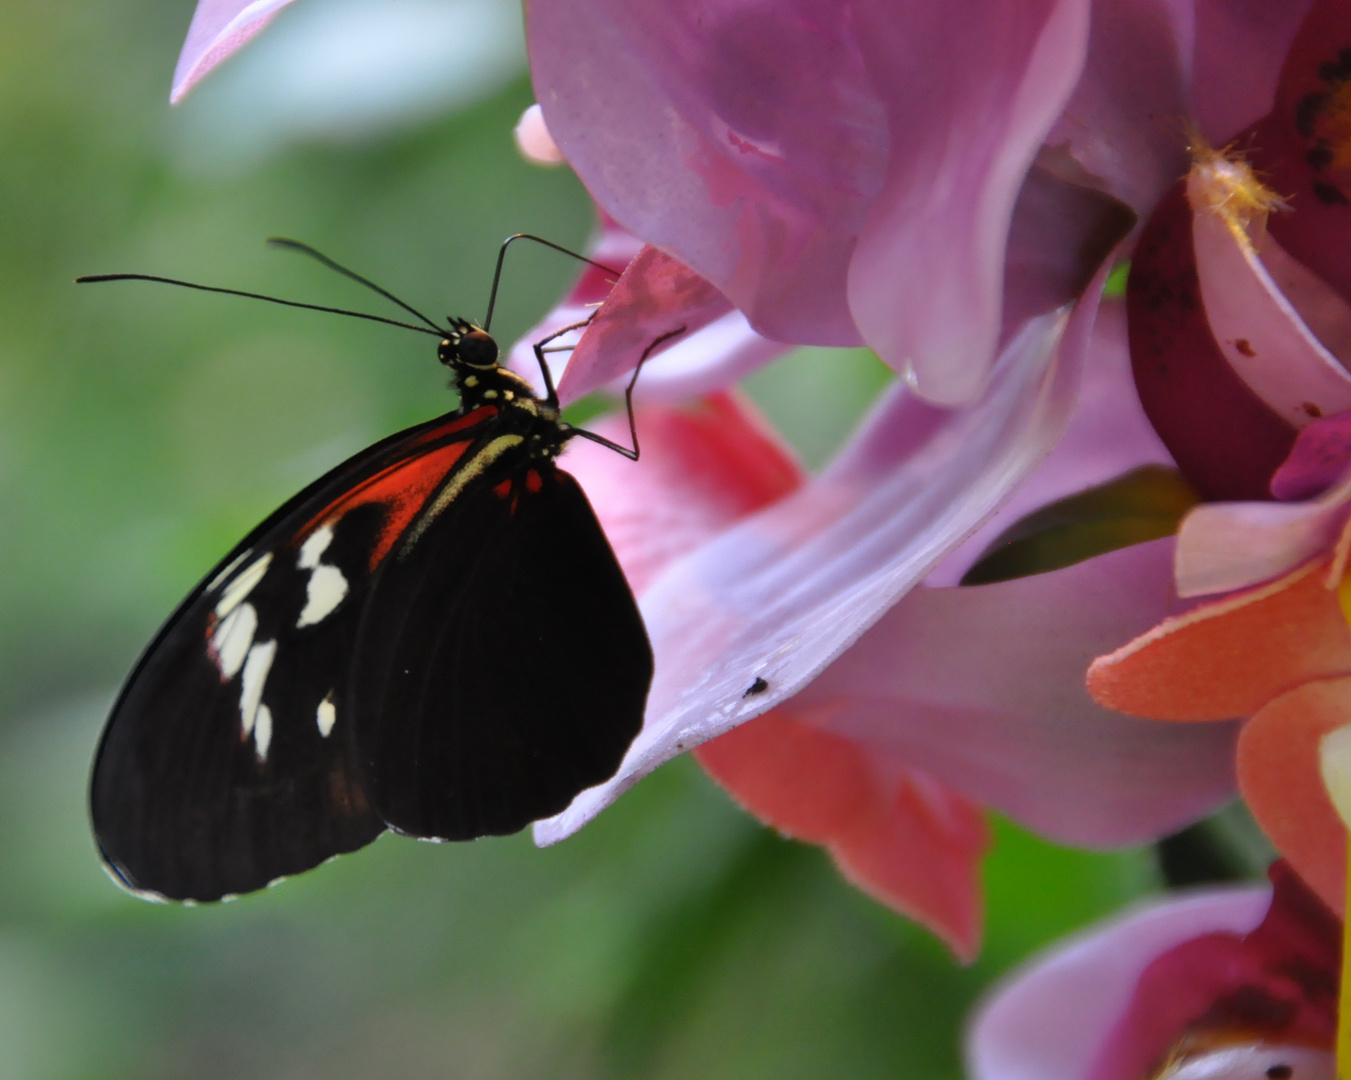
351, 460, 652, 840
91, 408, 496, 900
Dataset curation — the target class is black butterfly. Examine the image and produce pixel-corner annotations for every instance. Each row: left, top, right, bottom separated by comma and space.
82, 237, 680, 902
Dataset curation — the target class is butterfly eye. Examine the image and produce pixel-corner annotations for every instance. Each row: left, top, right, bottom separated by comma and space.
456, 329, 499, 369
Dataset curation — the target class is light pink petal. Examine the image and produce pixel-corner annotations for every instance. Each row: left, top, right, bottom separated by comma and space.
695, 711, 988, 961
967, 888, 1271, 1080
931, 299, 1173, 586
562, 392, 804, 596
536, 273, 1107, 845
526, 0, 885, 346
171, 0, 300, 103
514, 104, 566, 166
1174, 474, 1351, 597
795, 540, 1239, 847
1041, 0, 1192, 218
846, 0, 1091, 405
616, 310, 790, 404
1191, 0, 1314, 142
1189, 178, 1351, 429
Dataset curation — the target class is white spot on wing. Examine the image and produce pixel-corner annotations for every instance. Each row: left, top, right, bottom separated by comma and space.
214, 553, 273, 617
253, 705, 273, 761
298, 524, 334, 569
316, 693, 336, 737
239, 640, 277, 737
297, 564, 348, 627
210, 602, 257, 679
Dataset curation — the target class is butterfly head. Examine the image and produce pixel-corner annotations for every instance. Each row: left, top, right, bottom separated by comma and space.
438, 321, 499, 373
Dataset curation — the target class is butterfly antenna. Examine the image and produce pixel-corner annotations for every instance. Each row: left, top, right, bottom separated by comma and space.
482, 233, 625, 332
266, 237, 444, 333
74, 274, 445, 337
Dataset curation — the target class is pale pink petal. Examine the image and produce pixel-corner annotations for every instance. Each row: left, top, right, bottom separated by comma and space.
1189, 175, 1351, 429
1191, 0, 1314, 142
794, 540, 1239, 847
171, 0, 300, 103
514, 104, 566, 166
526, 0, 886, 346
1040, 0, 1191, 216
535, 272, 1111, 845
1174, 475, 1351, 597
695, 711, 988, 961
847, 0, 1092, 405
931, 299, 1173, 586
616, 310, 789, 404
562, 392, 804, 596
967, 889, 1271, 1080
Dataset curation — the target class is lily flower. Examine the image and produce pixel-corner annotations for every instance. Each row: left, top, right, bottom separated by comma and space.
968, 863, 1338, 1080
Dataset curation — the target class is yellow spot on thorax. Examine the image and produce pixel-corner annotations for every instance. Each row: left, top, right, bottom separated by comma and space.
1185, 134, 1288, 241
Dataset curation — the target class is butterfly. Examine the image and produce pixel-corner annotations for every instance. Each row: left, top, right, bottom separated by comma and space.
81, 236, 680, 902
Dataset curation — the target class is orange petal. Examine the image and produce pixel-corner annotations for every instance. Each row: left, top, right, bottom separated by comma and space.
695, 708, 990, 961
1237, 676, 1351, 915
1087, 559, 1351, 720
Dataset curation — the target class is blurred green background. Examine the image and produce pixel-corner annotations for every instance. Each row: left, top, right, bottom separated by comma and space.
0, 0, 1215, 1075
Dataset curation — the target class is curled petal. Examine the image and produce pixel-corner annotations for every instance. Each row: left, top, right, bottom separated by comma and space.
171, 0, 300, 103
1174, 477, 1351, 597
967, 888, 1271, 1080
1272, 409, 1351, 500
794, 540, 1238, 847
934, 299, 1172, 586
1189, 178, 1351, 429
1238, 676, 1351, 914
534, 278, 1109, 844
1088, 558, 1351, 722
514, 103, 565, 166
847, 0, 1092, 404
695, 710, 988, 961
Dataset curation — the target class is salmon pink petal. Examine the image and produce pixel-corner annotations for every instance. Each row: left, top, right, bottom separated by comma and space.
968, 888, 1271, 1080
1238, 676, 1351, 914
535, 281, 1100, 845
171, 0, 299, 103
846, 0, 1092, 405
561, 392, 804, 596
1174, 475, 1351, 597
695, 709, 988, 960
792, 540, 1238, 848
1088, 558, 1351, 721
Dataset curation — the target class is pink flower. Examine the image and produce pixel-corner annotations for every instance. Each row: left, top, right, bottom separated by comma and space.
969, 863, 1338, 1080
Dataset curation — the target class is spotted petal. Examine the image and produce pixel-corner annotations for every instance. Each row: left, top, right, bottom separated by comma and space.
171, 0, 302, 103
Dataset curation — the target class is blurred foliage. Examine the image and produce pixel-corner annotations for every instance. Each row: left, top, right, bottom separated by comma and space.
0, 0, 1215, 1076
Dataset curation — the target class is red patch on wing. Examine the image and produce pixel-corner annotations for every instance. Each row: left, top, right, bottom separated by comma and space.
525, 469, 543, 494
493, 479, 513, 499
302, 408, 496, 569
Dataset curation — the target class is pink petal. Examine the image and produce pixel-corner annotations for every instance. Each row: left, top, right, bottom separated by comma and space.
968, 889, 1271, 1080
932, 298, 1174, 586
1189, 175, 1351, 429
1272, 409, 1351, 499
561, 392, 804, 596
526, 0, 886, 346
1174, 479, 1351, 597
514, 104, 566, 166
1192, 0, 1314, 143
1040, 0, 1191, 216
695, 710, 988, 961
170, 0, 299, 103
846, 0, 1093, 405
534, 271, 1113, 845
793, 540, 1239, 847
554, 247, 734, 405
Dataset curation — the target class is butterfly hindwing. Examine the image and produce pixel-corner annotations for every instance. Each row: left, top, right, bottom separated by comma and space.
91, 409, 494, 900
351, 458, 653, 840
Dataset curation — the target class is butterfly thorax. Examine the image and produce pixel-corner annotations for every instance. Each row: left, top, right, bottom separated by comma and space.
438, 323, 568, 464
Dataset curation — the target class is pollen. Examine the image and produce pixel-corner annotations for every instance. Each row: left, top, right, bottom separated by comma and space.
1186, 135, 1288, 238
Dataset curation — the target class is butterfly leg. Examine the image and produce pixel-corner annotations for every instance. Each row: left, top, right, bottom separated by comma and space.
531, 316, 596, 408
570, 325, 686, 461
